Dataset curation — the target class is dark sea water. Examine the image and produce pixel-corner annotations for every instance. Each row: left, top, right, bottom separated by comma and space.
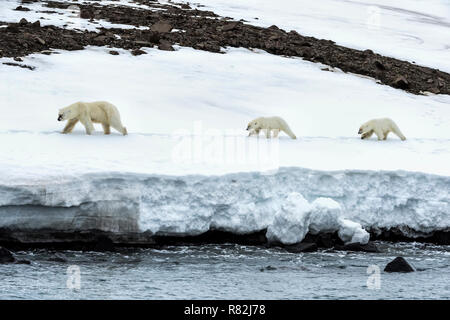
1, 242, 449, 299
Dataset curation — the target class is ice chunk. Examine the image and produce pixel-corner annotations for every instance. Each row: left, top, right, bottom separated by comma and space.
309, 197, 342, 234
266, 193, 312, 245
338, 218, 370, 244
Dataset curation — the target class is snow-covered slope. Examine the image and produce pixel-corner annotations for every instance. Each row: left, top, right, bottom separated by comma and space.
2, 0, 449, 71
177, 0, 450, 72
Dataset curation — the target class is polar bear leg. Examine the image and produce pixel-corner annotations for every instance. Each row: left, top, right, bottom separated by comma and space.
282, 128, 297, 139
272, 129, 280, 138
391, 125, 406, 141
102, 123, 111, 135
248, 129, 259, 137
393, 131, 406, 141
374, 129, 384, 141
62, 119, 78, 134
80, 117, 94, 135
110, 118, 127, 136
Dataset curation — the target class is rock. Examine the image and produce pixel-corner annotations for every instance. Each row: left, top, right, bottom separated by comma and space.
80, 9, 93, 20
392, 76, 409, 89
431, 230, 450, 245
284, 242, 318, 253
302, 232, 343, 248
259, 265, 277, 272
300, 47, 312, 58
150, 21, 172, 33
2, 62, 35, 70
131, 49, 147, 56
109, 50, 119, 56
428, 87, 440, 94
134, 40, 153, 47
93, 35, 108, 43
32, 20, 41, 28
193, 42, 221, 53
384, 257, 415, 273
0, 247, 16, 263
19, 18, 28, 25
48, 253, 68, 263
374, 59, 386, 70
180, 4, 191, 9
15, 259, 31, 265
335, 242, 379, 253
6, 24, 19, 33
15, 6, 31, 12
221, 22, 239, 32
13, 57, 23, 62
36, 37, 46, 45
93, 235, 115, 251
158, 42, 175, 51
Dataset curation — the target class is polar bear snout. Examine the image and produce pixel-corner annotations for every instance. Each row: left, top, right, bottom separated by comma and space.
58, 114, 63, 121
358, 127, 363, 134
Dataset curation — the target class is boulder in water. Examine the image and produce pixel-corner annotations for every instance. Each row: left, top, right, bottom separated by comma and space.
384, 257, 414, 272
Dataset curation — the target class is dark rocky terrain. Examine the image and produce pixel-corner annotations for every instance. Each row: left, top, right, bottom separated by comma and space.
0, 226, 448, 252
0, 0, 448, 95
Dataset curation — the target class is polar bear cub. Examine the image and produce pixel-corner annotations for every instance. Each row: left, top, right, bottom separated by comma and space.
358, 118, 405, 141
58, 101, 127, 135
247, 116, 296, 139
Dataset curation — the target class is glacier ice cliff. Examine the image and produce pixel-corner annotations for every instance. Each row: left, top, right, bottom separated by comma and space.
0, 167, 448, 244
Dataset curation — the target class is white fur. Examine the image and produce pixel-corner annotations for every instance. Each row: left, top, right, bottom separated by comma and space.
358, 118, 406, 141
58, 101, 127, 136
247, 116, 296, 139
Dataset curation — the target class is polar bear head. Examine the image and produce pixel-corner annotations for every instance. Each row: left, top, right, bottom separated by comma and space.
58, 104, 78, 121
246, 118, 261, 131
358, 122, 370, 135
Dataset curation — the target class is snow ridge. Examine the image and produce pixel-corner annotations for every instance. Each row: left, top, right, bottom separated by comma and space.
0, 168, 448, 243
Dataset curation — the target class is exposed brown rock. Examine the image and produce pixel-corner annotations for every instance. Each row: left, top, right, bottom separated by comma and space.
0, 0, 448, 95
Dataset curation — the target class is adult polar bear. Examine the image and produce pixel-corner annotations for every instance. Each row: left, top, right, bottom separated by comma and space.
358, 118, 406, 141
58, 101, 127, 135
247, 116, 297, 139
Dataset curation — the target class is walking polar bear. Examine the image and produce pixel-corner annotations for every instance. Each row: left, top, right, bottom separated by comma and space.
358, 118, 405, 141
246, 116, 296, 139
58, 101, 127, 135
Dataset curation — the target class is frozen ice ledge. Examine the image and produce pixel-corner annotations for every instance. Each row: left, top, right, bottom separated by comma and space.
0, 167, 449, 247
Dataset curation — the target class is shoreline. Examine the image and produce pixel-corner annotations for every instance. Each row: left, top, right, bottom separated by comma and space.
1, 228, 448, 252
